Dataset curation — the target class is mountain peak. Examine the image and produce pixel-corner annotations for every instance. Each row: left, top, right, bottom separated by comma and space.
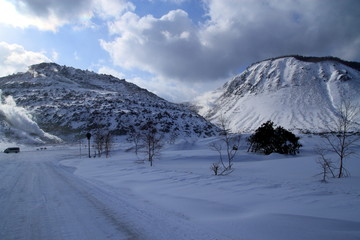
196, 56, 360, 133
29, 62, 61, 71
250, 55, 360, 72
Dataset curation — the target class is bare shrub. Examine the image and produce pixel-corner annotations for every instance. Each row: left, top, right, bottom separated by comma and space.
315, 148, 336, 182
210, 163, 221, 176
210, 115, 241, 175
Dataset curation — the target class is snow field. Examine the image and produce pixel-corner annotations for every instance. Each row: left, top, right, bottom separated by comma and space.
60, 135, 360, 240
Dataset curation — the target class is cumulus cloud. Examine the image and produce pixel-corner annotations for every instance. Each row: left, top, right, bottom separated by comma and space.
101, 9, 219, 82
101, 0, 360, 85
0, 0, 134, 31
0, 41, 51, 77
203, 0, 360, 62
0, 0, 60, 31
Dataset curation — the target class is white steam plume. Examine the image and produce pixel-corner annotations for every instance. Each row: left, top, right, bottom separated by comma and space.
0, 90, 61, 143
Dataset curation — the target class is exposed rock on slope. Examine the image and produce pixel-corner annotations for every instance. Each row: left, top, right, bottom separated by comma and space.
0, 63, 217, 141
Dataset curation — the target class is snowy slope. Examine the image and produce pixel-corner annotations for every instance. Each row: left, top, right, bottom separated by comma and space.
0, 63, 218, 143
196, 56, 360, 133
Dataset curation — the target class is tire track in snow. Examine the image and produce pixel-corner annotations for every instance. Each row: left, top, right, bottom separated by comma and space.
44, 161, 140, 240
0, 155, 139, 240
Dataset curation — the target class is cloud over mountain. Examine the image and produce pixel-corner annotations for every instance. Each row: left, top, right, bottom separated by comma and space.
101, 0, 360, 85
1, 0, 359, 102
0, 42, 51, 77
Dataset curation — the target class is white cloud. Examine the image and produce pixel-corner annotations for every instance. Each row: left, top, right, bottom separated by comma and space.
96, 64, 215, 102
101, 9, 220, 82
96, 0, 135, 19
51, 49, 59, 61
0, 0, 66, 31
0, 0, 134, 31
101, 0, 360, 87
0, 41, 51, 77
126, 76, 212, 103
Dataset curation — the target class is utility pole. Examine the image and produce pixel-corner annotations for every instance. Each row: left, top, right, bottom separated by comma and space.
86, 132, 92, 158
79, 139, 82, 158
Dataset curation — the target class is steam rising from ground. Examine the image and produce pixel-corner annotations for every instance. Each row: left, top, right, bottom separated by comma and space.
0, 90, 61, 143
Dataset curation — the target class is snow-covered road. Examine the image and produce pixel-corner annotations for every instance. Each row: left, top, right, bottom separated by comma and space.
0, 151, 138, 240
0, 148, 225, 240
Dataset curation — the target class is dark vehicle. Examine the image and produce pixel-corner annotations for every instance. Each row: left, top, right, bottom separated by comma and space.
4, 147, 20, 153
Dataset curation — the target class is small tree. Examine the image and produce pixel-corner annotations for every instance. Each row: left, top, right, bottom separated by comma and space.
168, 131, 178, 145
94, 130, 105, 157
140, 121, 163, 166
127, 130, 142, 156
315, 148, 336, 182
247, 120, 276, 154
210, 115, 241, 175
104, 132, 112, 158
273, 126, 302, 155
322, 99, 359, 178
248, 121, 301, 155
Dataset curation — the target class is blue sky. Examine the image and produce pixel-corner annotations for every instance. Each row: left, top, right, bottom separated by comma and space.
1, 0, 360, 102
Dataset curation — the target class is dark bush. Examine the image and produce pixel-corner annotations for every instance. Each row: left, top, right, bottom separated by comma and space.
247, 121, 302, 155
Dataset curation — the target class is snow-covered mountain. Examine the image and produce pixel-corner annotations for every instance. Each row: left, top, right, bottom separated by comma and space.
0, 63, 217, 143
196, 56, 360, 133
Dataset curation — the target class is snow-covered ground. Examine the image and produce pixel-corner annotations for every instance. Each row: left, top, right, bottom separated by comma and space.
1, 135, 360, 240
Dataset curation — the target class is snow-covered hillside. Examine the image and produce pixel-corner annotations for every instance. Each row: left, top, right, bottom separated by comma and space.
196, 56, 360, 133
0, 63, 218, 143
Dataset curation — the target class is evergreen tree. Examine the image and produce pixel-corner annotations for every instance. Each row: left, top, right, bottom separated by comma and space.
248, 121, 301, 155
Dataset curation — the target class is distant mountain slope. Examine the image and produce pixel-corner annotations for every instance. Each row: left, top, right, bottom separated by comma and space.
195, 56, 360, 133
0, 63, 217, 142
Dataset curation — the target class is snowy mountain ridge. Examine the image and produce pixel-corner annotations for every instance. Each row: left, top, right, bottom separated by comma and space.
196, 55, 360, 133
0, 63, 218, 143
